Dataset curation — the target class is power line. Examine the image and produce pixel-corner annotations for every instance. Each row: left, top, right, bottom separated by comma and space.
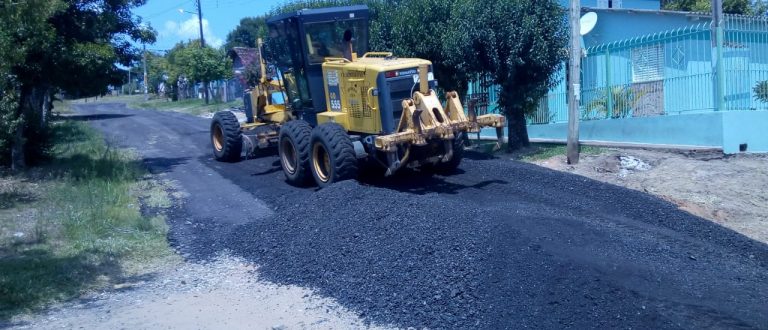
142, 0, 194, 19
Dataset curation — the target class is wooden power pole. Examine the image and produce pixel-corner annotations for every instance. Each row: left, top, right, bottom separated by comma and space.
567, 0, 581, 164
196, 0, 209, 104
712, 0, 725, 112
143, 44, 148, 101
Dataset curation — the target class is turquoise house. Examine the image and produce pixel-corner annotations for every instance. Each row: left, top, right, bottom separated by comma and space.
474, 0, 768, 153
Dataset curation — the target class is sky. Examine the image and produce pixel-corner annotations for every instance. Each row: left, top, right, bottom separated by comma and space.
133, 0, 285, 51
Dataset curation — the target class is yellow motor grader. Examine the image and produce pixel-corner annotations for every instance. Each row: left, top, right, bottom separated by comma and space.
210, 5, 505, 187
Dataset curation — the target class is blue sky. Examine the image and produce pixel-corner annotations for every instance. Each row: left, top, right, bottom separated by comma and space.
133, 0, 284, 51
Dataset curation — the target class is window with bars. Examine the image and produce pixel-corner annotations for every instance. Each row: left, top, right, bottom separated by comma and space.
632, 44, 664, 83
597, 0, 622, 8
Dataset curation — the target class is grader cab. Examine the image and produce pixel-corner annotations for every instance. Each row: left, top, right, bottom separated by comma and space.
210, 5, 505, 187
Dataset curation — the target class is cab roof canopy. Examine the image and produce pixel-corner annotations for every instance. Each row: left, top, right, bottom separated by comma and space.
266, 4, 369, 24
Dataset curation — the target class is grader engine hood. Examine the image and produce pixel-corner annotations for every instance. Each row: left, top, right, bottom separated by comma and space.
320, 55, 439, 135
375, 66, 438, 134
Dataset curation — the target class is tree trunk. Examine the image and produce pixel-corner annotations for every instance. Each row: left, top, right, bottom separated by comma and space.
506, 105, 530, 152
11, 119, 25, 171
203, 81, 209, 104
40, 88, 52, 128
11, 86, 27, 171
12, 84, 51, 169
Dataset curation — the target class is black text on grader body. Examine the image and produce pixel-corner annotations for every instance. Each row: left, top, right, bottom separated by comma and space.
210, 5, 505, 187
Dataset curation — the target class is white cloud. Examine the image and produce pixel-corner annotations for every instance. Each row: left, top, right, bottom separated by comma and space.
161, 16, 224, 48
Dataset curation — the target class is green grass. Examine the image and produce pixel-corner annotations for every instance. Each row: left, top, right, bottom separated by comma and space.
471, 140, 604, 161
51, 99, 74, 115
519, 143, 604, 162
0, 118, 178, 320
68, 94, 242, 116
130, 97, 242, 116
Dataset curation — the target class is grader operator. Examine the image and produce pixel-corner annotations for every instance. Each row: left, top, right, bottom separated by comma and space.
210, 5, 505, 187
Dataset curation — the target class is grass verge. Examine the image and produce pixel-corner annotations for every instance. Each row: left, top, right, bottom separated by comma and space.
471, 140, 604, 161
69, 94, 242, 116
0, 118, 178, 320
518, 143, 604, 162
130, 97, 242, 116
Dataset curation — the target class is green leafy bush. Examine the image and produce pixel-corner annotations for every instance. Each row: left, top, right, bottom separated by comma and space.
753, 80, 768, 103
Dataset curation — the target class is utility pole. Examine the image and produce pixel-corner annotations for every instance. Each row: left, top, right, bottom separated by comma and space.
567, 0, 581, 164
127, 68, 131, 95
143, 44, 149, 100
196, 0, 209, 104
712, 0, 725, 111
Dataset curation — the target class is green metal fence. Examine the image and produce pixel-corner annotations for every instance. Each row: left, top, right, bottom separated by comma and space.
468, 14, 768, 125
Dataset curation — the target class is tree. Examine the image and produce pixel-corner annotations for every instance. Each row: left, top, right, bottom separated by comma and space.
251, 0, 468, 94
133, 51, 170, 95
385, 0, 469, 95
662, 0, 752, 14
236, 0, 566, 151
0, 0, 155, 169
166, 40, 232, 103
224, 16, 269, 51
448, 0, 568, 151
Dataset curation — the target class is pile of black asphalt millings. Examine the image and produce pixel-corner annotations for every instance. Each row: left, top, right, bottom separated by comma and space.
227, 159, 768, 329
230, 179, 493, 328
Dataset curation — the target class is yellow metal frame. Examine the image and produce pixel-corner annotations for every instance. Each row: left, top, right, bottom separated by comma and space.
374, 64, 505, 152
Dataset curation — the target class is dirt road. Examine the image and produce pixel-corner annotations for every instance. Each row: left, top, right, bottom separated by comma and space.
14, 102, 767, 329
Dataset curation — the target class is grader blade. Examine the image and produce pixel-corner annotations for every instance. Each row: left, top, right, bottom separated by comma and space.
375, 90, 506, 158
369, 64, 508, 175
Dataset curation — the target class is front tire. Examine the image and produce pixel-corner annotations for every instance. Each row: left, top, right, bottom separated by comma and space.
278, 120, 312, 186
310, 123, 358, 187
211, 111, 242, 162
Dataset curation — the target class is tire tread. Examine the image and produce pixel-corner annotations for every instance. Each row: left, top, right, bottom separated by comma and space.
311, 123, 358, 186
279, 120, 312, 186
211, 111, 242, 162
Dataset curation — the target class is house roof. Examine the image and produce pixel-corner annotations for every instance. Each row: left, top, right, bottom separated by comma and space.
229, 47, 259, 69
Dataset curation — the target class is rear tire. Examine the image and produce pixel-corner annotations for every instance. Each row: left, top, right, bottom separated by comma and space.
310, 123, 358, 187
278, 120, 312, 186
211, 111, 242, 162
428, 133, 466, 174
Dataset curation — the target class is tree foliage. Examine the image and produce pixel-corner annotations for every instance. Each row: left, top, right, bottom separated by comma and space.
174, 43, 233, 86
0, 0, 154, 168
224, 17, 268, 51
448, 0, 567, 150
662, 0, 753, 14
226, 0, 567, 151
153, 40, 232, 100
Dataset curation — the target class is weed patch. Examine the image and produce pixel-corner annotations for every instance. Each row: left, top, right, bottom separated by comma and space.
0, 119, 177, 319
469, 140, 604, 161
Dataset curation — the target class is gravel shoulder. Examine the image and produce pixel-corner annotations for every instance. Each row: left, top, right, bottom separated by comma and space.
9, 254, 376, 330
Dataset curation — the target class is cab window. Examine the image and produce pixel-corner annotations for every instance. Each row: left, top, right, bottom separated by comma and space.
304, 19, 368, 64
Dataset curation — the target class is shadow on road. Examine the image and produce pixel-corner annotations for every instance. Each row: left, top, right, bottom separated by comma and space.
462, 148, 500, 160
62, 113, 134, 121
143, 157, 190, 175
251, 160, 282, 176
359, 167, 508, 195
202, 148, 508, 196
